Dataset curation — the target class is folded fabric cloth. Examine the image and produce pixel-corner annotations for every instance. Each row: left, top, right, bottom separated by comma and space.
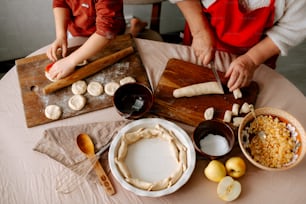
33, 120, 130, 186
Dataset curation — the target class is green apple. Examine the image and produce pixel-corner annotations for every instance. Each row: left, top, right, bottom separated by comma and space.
204, 160, 227, 182
225, 157, 246, 178
217, 176, 241, 201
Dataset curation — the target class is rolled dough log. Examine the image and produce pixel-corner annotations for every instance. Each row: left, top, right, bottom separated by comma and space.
173, 81, 224, 98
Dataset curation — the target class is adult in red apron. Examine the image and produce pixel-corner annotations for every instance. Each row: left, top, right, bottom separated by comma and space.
183, 0, 278, 68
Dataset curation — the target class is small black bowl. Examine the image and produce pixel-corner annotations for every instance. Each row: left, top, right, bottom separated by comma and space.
113, 83, 153, 119
192, 120, 235, 160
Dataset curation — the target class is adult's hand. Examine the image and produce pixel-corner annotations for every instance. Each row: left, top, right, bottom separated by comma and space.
225, 54, 257, 91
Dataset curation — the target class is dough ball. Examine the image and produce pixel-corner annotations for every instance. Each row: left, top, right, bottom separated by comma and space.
71, 80, 87, 95
45, 105, 62, 120
68, 94, 86, 111
87, 81, 103, 96
119, 76, 136, 85
104, 81, 120, 96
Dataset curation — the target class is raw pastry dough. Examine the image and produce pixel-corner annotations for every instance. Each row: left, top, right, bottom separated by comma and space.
233, 117, 244, 127
45, 71, 57, 82
125, 178, 153, 190
119, 76, 136, 85
204, 107, 214, 120
44, 105, 62, 120
223, 110, 232, 123
104, 81, 120, 96
71, 80, 87, 95
173, 81, 224, 98
87, 81, 103, 96
68, 94, 86, 111
115, 124, 188, 191
240, 102, 251, 114
232, 103, 240, 116
233, 88, 242, 99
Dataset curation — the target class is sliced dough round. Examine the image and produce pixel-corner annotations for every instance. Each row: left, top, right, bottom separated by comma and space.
119, 76, 136, 85
104, 81, 120, 96
68, 94, 86, 111
45, 105, 62, 120
87, 81, 103, 96
71, 80, 87, 95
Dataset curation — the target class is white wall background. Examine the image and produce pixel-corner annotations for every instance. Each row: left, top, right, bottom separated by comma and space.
0, 0, 184, 61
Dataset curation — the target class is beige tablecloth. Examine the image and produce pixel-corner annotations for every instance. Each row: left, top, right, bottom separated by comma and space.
1, 37, 306, 204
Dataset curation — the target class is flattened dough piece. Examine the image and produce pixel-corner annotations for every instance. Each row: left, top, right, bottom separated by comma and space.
45, 71, 57, 82
45, 105, 62, 120
105, 81, 120, 96
68, 94, 86, 111
71, 80, 87, 95
173, 81, 224, 98
87, 81, 103, 96
119, 76, 136, 85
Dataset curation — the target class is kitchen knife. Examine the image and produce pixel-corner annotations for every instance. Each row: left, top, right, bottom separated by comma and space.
210, 61, 224, 94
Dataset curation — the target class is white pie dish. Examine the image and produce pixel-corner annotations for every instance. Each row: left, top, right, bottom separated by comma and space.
108, 118, 196, 197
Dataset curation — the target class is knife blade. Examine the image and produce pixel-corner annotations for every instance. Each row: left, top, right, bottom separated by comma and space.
210, 61, 224, 94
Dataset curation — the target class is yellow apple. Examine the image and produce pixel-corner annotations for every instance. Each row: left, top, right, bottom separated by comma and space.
217, 176, 241, 202
204, 160, 227, 182
225, 157, 246, 178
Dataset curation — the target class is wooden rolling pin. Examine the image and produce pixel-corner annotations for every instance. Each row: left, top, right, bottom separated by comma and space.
43, 46, 134, 94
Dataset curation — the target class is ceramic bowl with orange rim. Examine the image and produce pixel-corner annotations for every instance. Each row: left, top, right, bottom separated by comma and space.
238, 107, 306, 171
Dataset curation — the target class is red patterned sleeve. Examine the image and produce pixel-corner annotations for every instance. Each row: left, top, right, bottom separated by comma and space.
52, 0, 69, 8
94, 0, 126, 39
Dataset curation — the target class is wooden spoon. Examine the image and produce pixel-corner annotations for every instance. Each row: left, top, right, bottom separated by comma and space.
77, 133, 116, 195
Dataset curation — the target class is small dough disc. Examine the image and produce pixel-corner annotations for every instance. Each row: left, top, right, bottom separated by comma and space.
104, 81, 120, 96
119, 76, 136, 85
45, 71, 56, 82
87, 81, 103, 96
45, 105, 62, 120
68, 94, 86, 111
71, 80, 87, 95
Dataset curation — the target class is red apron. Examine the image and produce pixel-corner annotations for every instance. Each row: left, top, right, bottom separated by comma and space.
183, 0, 277, 67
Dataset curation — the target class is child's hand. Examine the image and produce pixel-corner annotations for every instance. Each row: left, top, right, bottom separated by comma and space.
191, 30, 216, 65
47, 37, 68, 62
225, 54, 257, 92
48, 57, 76, 80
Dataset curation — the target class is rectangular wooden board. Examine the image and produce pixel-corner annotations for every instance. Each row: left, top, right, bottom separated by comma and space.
152, 58, 259, 127
16, 34, 151, 127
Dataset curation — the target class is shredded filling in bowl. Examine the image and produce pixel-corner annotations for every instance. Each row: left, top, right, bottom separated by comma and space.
241, 115, 301, 168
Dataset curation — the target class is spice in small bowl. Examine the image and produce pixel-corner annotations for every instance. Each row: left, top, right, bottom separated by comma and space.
192, 120, 235, 160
